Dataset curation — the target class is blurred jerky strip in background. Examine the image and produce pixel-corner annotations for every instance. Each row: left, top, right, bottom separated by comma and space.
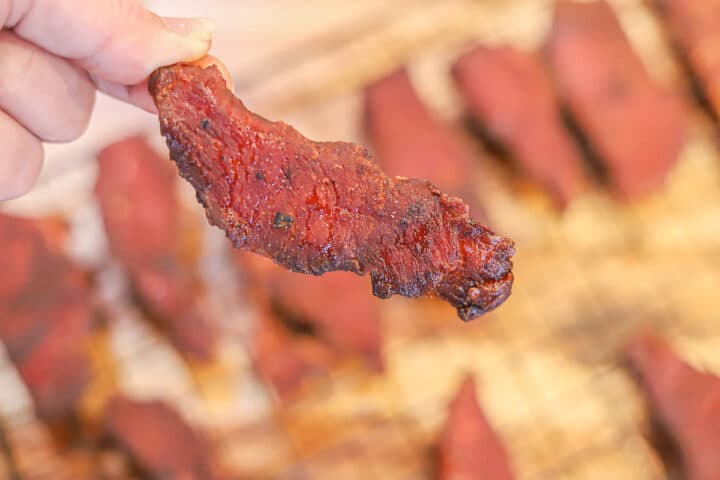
240, 254, 383, 371
438, 377, 515, 480
364, 68, 485, 219
627, 333, 720, 480
547, 0, 687, 199
96, 136, 217, 361
105, 396, 222, 480
150, 64, 514, 321
0, 214, 94, 421
453, 45, 586, 207
657, 0, 720, 118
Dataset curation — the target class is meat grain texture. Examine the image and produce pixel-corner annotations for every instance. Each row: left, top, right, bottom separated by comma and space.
453, 45, 586, 207
547, 0, 687, 199
0, 214, 93, 419
439, 377, 515, 480
96, 136, 216, 360
627, 333, 720, 480
149, 64, 514, 321
364, 68, 484, 219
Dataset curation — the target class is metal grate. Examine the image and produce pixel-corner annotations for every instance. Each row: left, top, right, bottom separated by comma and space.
2, 0, 720, 478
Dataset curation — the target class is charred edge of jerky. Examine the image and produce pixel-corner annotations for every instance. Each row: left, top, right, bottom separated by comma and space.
269, 298, 318, 337
559, 107, 610, 184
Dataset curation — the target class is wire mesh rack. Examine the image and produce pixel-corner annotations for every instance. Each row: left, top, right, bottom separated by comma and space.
2, 0, 720, 478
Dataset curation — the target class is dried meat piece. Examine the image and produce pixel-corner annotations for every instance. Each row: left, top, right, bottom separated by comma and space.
364, 68, 484, 219
658, 0, 720, 118
0, 214, 93, 420
627, 333, 720, 480
252, 295, 336, 399
240, 254, 383, 371
453, 45, 586, 206
149, 64, 514, 321
546, 0, 687, 199
96, 136, 216, 360
104, 396, 219, 480
439, 377, 515, 480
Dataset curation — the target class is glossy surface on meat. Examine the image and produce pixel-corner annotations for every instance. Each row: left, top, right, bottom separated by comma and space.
149, 64, 514, 321
453, 45, 586, 206
364, 68, 483, 219
240, 254, 383, 371
659, 0, 720, 117
0, 214, 92, 419
105, 396, 218, 480
439, 377, 515, 480
547, 0, 687, 199
627, 333, 720, 480
96, 136, 216, 360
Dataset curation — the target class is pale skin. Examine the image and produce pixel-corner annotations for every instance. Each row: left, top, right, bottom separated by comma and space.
0, 0, 232, 200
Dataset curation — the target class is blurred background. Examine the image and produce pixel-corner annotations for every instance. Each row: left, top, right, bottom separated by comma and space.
2, 0, 720, 479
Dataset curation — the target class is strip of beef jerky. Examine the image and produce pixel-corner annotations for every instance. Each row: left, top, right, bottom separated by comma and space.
149, 63, 514, 321
453, 45, 586, 207
104, 396, 220, 480
657, 0, 720, 117
252, 293, 336, 399
0, 214, 93, 420
627, 333, 720, 480
438, 377, 515, 480
96, 136, 216, 360
546, 0, 687, 199
364, 68, 484, 219
239, 253, 383, 371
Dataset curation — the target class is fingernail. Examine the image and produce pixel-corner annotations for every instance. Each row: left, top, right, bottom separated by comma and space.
163, 17, 215, 43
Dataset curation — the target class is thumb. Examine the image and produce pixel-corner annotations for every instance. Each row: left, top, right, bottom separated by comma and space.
8, 0, 214, 85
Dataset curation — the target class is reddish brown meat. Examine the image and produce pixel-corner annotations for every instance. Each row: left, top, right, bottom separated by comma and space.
252, 296, 336, 399
105, 396, 219, 480
453, 45, 586, 206
658, 0, 720, 118
546, 0, 687, 199
239, 254, 383, 371
96, 136, 216, 360
439, 377, 515, 480
0, 214, 93, 419
364, 68, 483, 219
149, 64, 514, 321
627, 333, 720, 480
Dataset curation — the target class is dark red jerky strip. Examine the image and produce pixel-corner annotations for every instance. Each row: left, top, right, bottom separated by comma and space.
439, 377, 515, 480
239, 253, 383, 371
252, 297, 336, 399
96, 136, 216, 360
658, 0, 720, 117
105, 396, 218, 480
453, 45, 586, 207
627, 333, 720, 480
0, 214, 93, 419
546, 0, 687, 199
364, 68, 484, 220
149, 64, 514, 321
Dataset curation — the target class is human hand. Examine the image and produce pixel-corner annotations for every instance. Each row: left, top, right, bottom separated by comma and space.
0, 0, 220, 200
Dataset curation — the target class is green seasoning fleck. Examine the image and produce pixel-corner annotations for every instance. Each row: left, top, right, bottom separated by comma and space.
273, 212, 293, 229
